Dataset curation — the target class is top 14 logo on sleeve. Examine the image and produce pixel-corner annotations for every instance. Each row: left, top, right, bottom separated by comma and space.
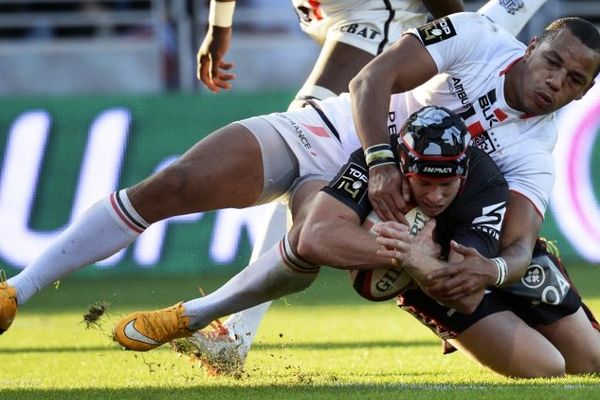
332, 162, 369, 204
417, 17, 457, 45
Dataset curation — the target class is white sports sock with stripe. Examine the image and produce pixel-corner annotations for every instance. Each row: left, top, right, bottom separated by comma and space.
183, 235, 320, 330
220, 202, 288, 349
8, 190, 148, 305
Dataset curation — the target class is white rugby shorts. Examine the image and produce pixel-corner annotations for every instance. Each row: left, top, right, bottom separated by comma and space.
237, 107, 349, 204
293, 0, 427, 55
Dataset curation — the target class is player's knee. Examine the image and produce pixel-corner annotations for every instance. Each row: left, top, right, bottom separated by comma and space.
566, 355, 600, 375
293, 223, 326, 265
509, 355, 565, 378
535, 358, 566, 378
129, 161, 198, 215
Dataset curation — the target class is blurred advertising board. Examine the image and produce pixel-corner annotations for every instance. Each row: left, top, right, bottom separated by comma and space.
0, 92, 292, 276
0, 88, 598, 276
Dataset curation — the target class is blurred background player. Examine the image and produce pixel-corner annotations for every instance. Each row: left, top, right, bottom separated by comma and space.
189, 0, 551, 374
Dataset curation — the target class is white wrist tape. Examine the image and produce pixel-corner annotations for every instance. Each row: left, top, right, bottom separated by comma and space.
492, 257, 508, 286
209, 1, 235, 28
365, 144, 395, 168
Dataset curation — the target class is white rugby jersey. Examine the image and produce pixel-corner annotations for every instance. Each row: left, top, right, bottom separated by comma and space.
292, 0, 424, 17
316, 12, 556, 217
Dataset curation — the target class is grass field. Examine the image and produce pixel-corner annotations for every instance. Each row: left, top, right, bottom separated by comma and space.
1, 265, 600, 400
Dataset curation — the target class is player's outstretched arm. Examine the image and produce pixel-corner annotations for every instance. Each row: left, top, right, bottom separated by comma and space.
374, 220, 484, 314
294, 192, 395, 270
197, 0, 236, 92
494, 191, 541, 282
425, 192, 541, 299
349, 35, 437, 222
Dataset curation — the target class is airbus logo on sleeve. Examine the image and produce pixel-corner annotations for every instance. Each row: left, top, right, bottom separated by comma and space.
447, 77, 470, 107
472, 202, 507, 240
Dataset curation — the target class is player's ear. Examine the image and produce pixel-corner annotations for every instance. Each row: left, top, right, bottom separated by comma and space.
524, 36, 538, 59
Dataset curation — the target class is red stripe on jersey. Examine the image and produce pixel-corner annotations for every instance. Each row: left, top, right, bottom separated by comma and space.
308, 0, 323, 20
303, 123, 329, 137
109, 193, 145, 234
467, 121, 484, 136
493, 108, 508, 122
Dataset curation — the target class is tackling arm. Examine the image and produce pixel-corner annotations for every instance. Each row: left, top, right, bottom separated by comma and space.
425, 191, 542, 299
294, 191, 395, 270
349, 34, 437, 151
348, 35, 438, 222
375, 221, 484, 314
497, 191, 541, 281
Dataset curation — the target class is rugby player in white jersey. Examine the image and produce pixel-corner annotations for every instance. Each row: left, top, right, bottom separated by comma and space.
193, 0, 550, 371
2, 7, 597, 375
107, 14, 600, 376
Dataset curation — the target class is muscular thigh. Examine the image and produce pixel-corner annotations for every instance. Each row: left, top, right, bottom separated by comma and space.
289, 179, 328, 223
303, 40, 375, 95
498, 238, 600, 373
127, 123, 272, 222
535, 307, 600, 374
451, 311, 565, 378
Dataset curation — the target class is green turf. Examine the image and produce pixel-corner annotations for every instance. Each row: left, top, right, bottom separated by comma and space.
1, 265, 600, 399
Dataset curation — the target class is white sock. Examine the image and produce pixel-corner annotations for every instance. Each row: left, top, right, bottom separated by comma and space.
221, 202, 288, 344
8, 190, 148, 305
183, 234, 319, 330
479, 0, 548, 36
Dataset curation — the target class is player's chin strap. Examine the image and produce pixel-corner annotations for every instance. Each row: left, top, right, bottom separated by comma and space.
288, 85, 338, 111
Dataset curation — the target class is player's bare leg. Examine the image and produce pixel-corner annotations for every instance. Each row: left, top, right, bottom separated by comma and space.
3, 124, 268, 333
288, 40, 374, 110
127, 124, 265, 221
449, 311, 566, 378
188, 202, 288, 372
535, 307, 600, 374
115, 180, 325, 354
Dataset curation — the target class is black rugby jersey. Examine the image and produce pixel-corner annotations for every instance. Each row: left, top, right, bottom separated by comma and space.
322, 144, 508, 259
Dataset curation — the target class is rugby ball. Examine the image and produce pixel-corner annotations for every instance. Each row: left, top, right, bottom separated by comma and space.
349, 207, 430, 301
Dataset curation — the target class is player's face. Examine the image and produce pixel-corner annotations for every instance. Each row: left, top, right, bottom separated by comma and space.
514, 29, 599, 116
407, 175, 461, 217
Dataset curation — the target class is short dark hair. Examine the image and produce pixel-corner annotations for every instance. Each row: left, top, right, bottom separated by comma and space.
539, 17, 600, 77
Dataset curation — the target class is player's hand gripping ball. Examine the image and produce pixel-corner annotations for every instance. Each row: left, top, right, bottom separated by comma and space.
349, 208, 430, 301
